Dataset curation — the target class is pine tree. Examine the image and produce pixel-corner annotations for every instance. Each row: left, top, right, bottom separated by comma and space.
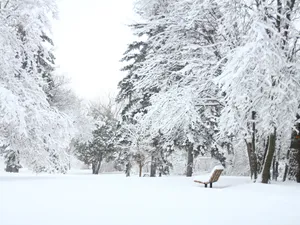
122, 0, 226, 176
74, 101, 118, 174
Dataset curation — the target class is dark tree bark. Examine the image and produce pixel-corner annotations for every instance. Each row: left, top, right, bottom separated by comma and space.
272, 159, 279, 181
287, 121, 300, 182
246, 111, 258, 181
246, 141, 258, 181
296, 149, 300, 183
92, 163, 96, 174
186, 143, 194, 177
92, 154, 102, 175
150, 155, 156, 177
134, 153, 145, 177
251, 112, 258, 180
258, 137, 270, 174
283, 149, 291, 182
288, 148, 300, 182
283, 163, 289, 182
95, 161, 101, 175
138, 162, 143, 177
262, 131, 276, 184
125, 162, 132, 177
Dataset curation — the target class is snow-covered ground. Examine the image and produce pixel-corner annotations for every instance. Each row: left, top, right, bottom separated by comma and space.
0, 172, 299, 225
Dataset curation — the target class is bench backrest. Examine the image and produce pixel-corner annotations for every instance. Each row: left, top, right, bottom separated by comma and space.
209, 169, 223, 183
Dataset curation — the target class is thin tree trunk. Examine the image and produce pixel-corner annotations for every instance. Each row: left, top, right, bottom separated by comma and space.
139, 162, 142, 177
252, 152, 258, 181
150, 155, 156, 177
92, 154, 102, 175
246, 141, 254, 177
260, 137, 269, 174
94, 160, 101, 175
92, 163, 96, 174
283, 163, 289, 182
283, 149, 290, 182
246, 111, 258, 181
262, 131, 276, 184
287, 121, 300, 182
272, 159, 279, 181
246, 141, 258, 180
296, 149, 300, 183
251, 111, 258, 180
186, 144, 194, 177
125, 162, 131, 177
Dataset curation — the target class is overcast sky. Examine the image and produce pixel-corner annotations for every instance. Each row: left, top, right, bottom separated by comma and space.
52, 0, 136, 100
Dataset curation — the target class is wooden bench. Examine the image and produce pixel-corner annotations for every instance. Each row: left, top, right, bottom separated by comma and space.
194, 166, 224, 188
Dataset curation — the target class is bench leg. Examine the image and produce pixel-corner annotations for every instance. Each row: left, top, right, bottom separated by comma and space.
204, 184, 207, 188
210, 183, 212, 188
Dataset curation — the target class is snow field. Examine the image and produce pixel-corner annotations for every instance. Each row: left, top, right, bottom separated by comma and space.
0, 174, 299, 225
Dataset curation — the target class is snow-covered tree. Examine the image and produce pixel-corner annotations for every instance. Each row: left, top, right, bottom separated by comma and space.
217, 0, 300, 183
0, 0, 75, 173
74, 100, 119, 174
117, 0, 227, 176
115, 121, 150, 176
117, 0, 300, 182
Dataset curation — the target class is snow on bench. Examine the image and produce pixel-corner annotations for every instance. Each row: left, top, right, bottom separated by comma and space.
193, 165, 224, 188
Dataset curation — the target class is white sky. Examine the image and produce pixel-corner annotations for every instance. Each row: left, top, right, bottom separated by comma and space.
52, 0, 136, 100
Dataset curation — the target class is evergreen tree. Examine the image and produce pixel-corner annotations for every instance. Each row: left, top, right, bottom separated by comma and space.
118, 0, 226, 176
74, 100, 118, 174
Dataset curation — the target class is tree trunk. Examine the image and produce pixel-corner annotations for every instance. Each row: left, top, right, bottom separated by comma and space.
139, 162, 143, 177
296, 121, 300, 183
92, 154, 102, 175
296, 149, 300, 183
246, 141, 258, 181
94, 161, 101, 175
288, 148, 300, 182
125, 162, 131, 177
272, 159, 279, 181
150, 155, 156, 177
289, 122, 300, 182
259, 137, 269, 174
186, 144, 194, 177
283, 163, 289, 182
246, 142, 253, 177
262, 131, 276, 184
92, 163, 96, 174
245, 111, 258, 181
283, 149, 290, 182
251, 111, 258, 180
